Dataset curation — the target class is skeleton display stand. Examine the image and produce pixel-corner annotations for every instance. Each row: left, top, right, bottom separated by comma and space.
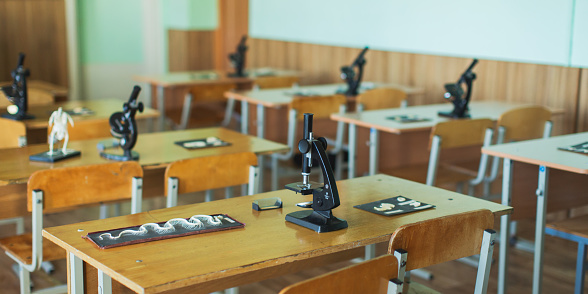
285, 113, 348, 233
339, 46, 368, 96
438, 59, 478, 118
228, 35, 248, 77
29, 107, 81, 162
99, 86, 144, 161
1, 53, 34, 120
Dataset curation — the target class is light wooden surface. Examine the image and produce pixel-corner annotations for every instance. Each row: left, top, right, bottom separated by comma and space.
0, 127, 287, 186
165, 152, 257, 194
254, 75, 300, 89
546, 214, 588, 239
577, 68, 588, 132
482, 132, 588, 174
43, 174, 511, 294
331, 101, 560, 135
0, 118, 26, 148
226, 83, 423, 108
279, 254, 399, 294
168, 30, 216, 72
248, 38, 578, 136
0, 1, 68, 87
357, 87, 407, 111
133, 69, 298, 88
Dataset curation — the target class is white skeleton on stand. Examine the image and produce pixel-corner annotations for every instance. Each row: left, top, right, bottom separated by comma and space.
48, 107, 74, 154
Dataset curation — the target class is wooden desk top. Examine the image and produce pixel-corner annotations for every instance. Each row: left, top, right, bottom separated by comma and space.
330, 101, 554, 135
482, 132, 588, 174
0, 80, 68, 97
19, 98, 160, 130
226, 82, 424, 108
133, 68, 298, 88
43, 174, 511, 293
0, 127, 288, 185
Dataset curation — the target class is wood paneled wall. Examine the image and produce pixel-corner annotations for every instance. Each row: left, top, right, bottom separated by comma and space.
577, 69, 588, 132
0, 0, 68, 87
215, 0, 249, 72
168, 30, 216, 72
248, 38, 582, 135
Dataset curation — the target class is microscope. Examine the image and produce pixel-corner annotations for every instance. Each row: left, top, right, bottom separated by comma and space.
228, 35, 248, 77
1, 53, 33, 120
339, 47, 368, 96
99, 86, 144, 161
285, 113, 348, 233
438, 59, 478, 118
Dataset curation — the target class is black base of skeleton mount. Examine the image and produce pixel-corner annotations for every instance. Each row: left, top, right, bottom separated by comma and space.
286, 210, 348, 233
1, 112, 34, 120
438, 110, 470, 119
100, 150, 139, 161
29, 149, 81, 163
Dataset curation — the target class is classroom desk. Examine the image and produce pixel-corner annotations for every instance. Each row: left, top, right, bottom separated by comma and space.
330, 101, 555, 178
0, 127, 288, 218
43, 174, 512, 294
0, 80, 69, 102
4, 98, 160, 145
482, 132, 588, 294
133, 68, 298, 129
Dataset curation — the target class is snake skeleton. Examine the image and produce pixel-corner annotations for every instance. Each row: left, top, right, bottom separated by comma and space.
98, 215, 226, 240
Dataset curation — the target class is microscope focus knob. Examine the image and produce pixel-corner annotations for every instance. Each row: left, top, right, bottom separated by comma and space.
318, 137, 328, 150
298, 139, 311, 154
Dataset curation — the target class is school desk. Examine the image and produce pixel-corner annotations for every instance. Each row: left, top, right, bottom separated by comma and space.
483, 132, 588, 294
43, 174, 511, 293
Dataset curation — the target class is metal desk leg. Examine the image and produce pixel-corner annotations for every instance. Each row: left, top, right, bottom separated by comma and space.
222, 97, 236, 127
241, 101, 249, 135
257, 104, 265, 192
369, 128, 379, 176
69, 252, 84, 293
498, 158, 513, 294
98, 269, 112, 294
533, 165, 549, 294
348, 123, 356, 179
157, 85, 165, 131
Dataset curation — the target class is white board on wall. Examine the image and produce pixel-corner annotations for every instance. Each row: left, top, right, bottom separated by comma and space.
571, 0, 588, 67
250, 0, 577, 67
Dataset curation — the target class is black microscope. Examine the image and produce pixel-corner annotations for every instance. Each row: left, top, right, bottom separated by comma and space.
438, 59, 479, 118
228, 35, 248, 77
100, 86, 144, 161
1, 53, 33, 120
339, 47, 369, 96
285, 113, 348, 233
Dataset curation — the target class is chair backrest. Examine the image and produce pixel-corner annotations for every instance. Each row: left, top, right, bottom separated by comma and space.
28, 161, 143, 213
357, 88, 407, 111
164, 152, 258, 207
279, 254, 399, 294
388, 209, 494, 271
289, 94, 347, 120
497, 105, 552, 142
429, 118, 494, 150
187, 83, 237, 102
254, 76, 300, 89
0, 118, 27, 148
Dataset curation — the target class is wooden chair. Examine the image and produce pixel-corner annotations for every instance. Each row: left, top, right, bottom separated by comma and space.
281, 209, 496, 294
279, 254, 401, 294
221, 75, 300, 128
271, 94, 347, 191
0, 162, 143, 294
0, 118, 27, 148
386, 118, 494, 193
357, 88, 407, 111
164, 152, 258, 207
482, 105, 552, 196
545, 214, 588, 294
179, 83, 237, 130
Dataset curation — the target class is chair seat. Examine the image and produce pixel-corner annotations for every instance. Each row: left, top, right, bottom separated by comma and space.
406, 282, 442, 294
546, 214, 588, 241
383, 164, 475, 186
0, 233, 66, 265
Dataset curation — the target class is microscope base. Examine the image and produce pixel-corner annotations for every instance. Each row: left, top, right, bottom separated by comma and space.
100, 150, 139, 161
1, 112, 34, 120
286, 210, 348, 233
438, 110, 470, 119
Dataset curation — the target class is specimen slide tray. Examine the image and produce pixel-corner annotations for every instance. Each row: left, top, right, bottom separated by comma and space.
387, 115, 431, 123
174, 137, 231, 150
84, 214, 244, 249
558, 141, 588, 154
354, 196, 435, 216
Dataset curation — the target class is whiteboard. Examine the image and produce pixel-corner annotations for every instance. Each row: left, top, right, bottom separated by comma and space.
250, 0, 578, 67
